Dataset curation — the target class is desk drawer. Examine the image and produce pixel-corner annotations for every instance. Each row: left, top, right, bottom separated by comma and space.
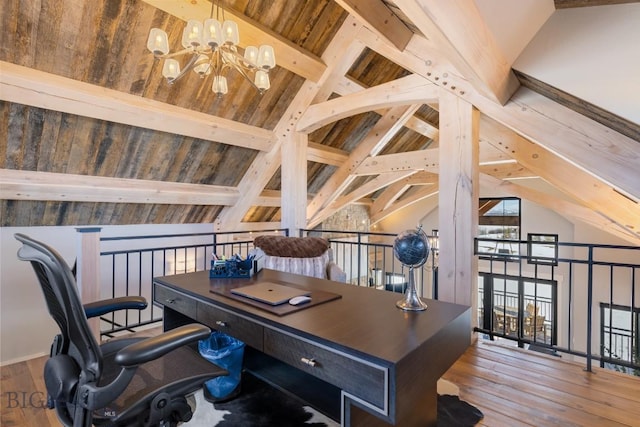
264, 328, 387, 410
197, 302, 263, 351
154, 284, 196, 316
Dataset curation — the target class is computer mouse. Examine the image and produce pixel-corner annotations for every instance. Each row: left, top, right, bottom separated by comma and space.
288, 295, 312, 306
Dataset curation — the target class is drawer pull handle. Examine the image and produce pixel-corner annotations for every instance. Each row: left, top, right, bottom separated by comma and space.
165, 298, 175, 304
301, 357, 317, 367
215, 320, 228, 327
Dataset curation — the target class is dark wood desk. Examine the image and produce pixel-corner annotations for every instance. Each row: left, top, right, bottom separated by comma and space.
153, 269, 470, 426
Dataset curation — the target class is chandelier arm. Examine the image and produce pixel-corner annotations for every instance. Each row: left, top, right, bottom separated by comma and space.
168, 52, 202, 84
154, 47, 197, 60
222, 47, 258, 71
228, 60, 264, 93
219, 50, 263, 92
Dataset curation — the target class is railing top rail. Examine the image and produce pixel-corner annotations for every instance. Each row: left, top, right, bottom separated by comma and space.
101, 232, 215, 242
301, 228, 397, 238
476, 237, 640, 251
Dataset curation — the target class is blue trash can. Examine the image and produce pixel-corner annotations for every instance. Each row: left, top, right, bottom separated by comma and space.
198, 331, 245, 402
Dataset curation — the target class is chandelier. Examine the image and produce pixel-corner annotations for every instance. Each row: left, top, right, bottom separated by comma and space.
146, 0, 276, 97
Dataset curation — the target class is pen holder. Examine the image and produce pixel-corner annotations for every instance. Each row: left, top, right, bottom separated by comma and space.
210, 259, 253, 279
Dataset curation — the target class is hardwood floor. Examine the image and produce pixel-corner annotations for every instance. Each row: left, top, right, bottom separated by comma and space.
2, 338, 639, 426
441, 339, 640, 427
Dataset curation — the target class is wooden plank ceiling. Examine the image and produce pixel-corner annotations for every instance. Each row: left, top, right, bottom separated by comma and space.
0, 0, 638, 244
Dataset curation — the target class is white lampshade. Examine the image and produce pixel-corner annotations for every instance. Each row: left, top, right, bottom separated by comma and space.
193, 54, 211, 76
182, 20, 203, 48
257, 45, 276, 69
204, 19, 223, 48
147, 28, 169, 55
212, 75, 228, 96
162, 59, 181, 82
254, 70, 270, 91
222, 20, 239, 45
244, 46, 259, 67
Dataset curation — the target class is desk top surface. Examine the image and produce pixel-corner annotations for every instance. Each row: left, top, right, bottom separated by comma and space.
154, 269, 470, 365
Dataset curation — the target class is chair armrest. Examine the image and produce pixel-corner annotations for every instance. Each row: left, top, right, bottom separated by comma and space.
114, 324, 211, 367
83, 296, 147, 319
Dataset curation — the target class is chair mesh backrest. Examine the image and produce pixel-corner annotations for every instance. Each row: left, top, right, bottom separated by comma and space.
15, 233, 102, 380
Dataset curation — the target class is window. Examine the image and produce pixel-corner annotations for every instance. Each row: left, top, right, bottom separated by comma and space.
527, 233, 558, 266
478, 197, 521, 256
600, 303, 640, 375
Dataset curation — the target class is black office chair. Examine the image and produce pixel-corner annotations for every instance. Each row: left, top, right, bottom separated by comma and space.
15, 233, 226, 427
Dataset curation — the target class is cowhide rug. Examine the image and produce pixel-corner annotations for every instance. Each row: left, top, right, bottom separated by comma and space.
183, 374, 483, 426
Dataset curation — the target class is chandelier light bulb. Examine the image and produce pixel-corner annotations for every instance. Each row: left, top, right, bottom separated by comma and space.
193, 54, 212, 77
182, 20, 203, 48
254, 70, 270, 91
244, 46, 259, 67
257, 45, 276, 69
162, 59, 181, 82
147, 28, 169, 56
212, 75, 228, 96
204, 19, 223, 48
222, 20, 239, 45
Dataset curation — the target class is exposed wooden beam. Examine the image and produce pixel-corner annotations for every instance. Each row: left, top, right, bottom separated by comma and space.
335, 0, 413, 50
255, 190, 283, 207
370, 172, 437, 216
514, 71, 639, 142
354, 149, 439, 176
281, 132, 308, 233
297, 74, 438, 133
481, 116, 640, 239
307, 142, 349, 166
311, 171, 413, 228
311, 171, 415, 228
215, 16, 363, 230
554, 0, 638, 9
141, 0, 327, 82
469, 87, 640, 202
478, 162, 537, 180
354, 143, 520, 175
437, 88, 479, 306
0, 62, 274, 152
370, 184, 440, 225
481, 174, 640, 245
357, 25, 479, 109
393, 0, 520, 105
334, 75, 440, 140
0, 169, 239, 205
306, 105, 421, 223
312, 40, 367, 103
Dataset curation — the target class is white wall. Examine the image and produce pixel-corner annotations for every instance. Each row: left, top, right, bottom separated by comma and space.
513, 3, 640, 125
0, 223, 214, 365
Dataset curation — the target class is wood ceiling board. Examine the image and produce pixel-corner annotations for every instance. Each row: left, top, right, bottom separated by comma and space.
1, 102, 258, 188
0, 200, 224, 227
0, 63, 275, 152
